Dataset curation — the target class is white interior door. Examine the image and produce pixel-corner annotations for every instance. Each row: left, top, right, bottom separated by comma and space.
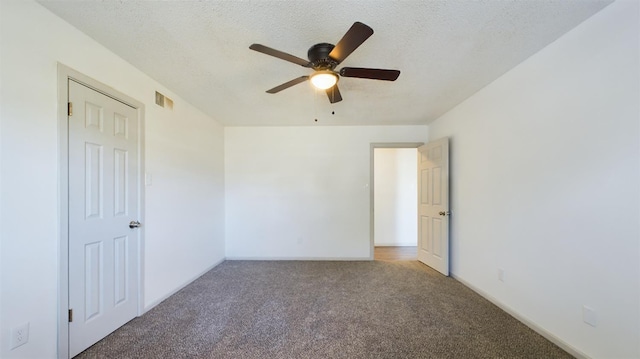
417, 138, 449, 275
68, 80, 140, 357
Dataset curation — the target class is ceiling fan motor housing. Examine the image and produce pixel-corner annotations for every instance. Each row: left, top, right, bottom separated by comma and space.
308, 43, 338, 70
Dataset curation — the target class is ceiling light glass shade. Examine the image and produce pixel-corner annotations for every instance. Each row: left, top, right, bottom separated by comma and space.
310, 71, 338, 90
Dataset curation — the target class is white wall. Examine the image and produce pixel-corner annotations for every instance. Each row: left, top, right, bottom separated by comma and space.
0, 1, 225, 358
225, 126, 427, 259
374, 148, 417, 246
427, 1, 639, 357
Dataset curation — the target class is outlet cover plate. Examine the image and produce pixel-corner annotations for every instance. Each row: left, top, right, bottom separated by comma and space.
10, 322, 29, 349
582, 305, 597, 327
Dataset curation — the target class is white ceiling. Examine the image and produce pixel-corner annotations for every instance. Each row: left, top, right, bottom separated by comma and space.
38, 0, 612, 126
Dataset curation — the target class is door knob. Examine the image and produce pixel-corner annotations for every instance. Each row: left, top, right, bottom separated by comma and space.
438, 211, 450, 216
129, 221, 142, 228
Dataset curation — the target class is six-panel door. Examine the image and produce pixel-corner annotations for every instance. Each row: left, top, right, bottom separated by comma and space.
417, 138, 449, 276
68, 80, 139, 357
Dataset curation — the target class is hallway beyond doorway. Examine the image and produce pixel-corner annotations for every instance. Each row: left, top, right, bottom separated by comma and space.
374, 246, 417, 261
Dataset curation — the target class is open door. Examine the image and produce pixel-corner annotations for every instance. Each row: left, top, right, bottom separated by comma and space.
417, 138, 449, 275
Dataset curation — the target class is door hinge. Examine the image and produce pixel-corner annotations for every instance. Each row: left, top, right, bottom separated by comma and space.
68, 102, 73, 116
68, 309, 73, 322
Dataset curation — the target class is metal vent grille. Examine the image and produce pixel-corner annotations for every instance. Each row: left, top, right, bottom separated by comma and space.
155, 91, 173, 110
155, 91, 164, 107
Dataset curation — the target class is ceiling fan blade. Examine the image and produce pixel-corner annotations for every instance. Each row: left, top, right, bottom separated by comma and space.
339, 67, 400, 81
266, 76, 309, 94
328, 22, 374, 64
326, 85, 343, 103
250, 44, 311, 67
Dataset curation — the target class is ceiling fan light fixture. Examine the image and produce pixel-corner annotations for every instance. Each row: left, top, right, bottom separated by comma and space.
310, 71, 338, 90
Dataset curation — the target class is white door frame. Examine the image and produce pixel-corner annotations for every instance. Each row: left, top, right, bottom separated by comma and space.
369, 142, 424, 260
57, 64, 146, 358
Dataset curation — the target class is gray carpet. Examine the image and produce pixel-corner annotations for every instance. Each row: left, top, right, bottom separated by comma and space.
76, 260, 572, 358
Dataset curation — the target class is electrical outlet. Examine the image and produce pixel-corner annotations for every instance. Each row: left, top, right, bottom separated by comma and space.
498, 268, 505, 282
10, 322, 29, 349
583, 305, 597, 327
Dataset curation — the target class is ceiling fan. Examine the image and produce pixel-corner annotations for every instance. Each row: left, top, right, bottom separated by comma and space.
250, 22, 400, 104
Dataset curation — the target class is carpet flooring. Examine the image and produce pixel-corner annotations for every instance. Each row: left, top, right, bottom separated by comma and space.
76, 260, 572, 358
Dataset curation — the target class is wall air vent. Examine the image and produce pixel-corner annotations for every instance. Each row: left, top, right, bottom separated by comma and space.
155, 91, 173, 110
155, 91, 164, 106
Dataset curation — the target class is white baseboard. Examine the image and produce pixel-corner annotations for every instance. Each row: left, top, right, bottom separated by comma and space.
143, 257, 226, 312
374, 243, 417, 247
451, 274, 590, 359
225, 256, 371, 261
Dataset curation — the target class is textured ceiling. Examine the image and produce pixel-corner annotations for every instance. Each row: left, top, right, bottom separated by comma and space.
38, 0, 612, 126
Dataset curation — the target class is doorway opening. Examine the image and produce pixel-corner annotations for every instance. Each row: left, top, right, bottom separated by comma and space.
370, 143, 423, 261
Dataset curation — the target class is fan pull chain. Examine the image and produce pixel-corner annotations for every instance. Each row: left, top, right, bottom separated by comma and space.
313, 87, 318, 122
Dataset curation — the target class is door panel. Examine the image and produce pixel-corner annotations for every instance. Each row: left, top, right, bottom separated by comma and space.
85, 143, 103, 219
420, 216, 430, 252
84, 241, 102, 321
431, 217, 443, 257
114, 149, 128, 216
113, 235, 128, 306
417, 138, 449, 275
432, 167, 442, 205
420, 169, 429, 205
69, 80, 139, 357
